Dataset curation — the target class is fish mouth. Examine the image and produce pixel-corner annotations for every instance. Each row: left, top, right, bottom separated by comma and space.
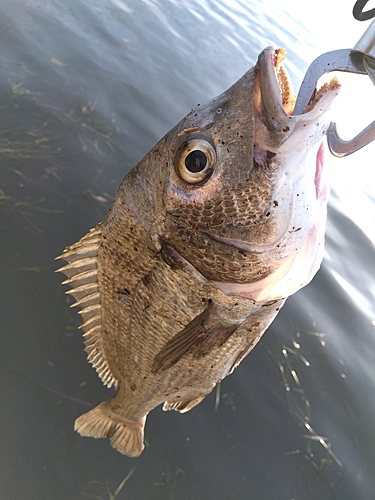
256, 46, 338, 203
254, 46, 340, 138
203, 48, 340, 255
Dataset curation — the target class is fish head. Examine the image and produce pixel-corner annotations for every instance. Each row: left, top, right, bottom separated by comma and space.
128, 47, 340, 301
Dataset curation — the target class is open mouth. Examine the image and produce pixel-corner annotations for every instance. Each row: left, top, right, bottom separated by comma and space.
252, 46, 341, 152
205, 47, 339, 256
269, 47, 340, 116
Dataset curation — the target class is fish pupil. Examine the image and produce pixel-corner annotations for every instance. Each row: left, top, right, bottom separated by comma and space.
185, 150, 207, 172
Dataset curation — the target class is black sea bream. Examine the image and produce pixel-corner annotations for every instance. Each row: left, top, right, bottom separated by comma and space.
57, 47, 340, 456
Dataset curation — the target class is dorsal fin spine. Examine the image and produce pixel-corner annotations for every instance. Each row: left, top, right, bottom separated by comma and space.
56, 224, 117, 389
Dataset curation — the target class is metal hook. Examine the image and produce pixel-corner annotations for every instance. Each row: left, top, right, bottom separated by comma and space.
326, 121, 375, 157
294, 8, 375, 157
353, 0, 375, 21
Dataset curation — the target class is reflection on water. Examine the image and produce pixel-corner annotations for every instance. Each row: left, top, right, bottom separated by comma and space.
1, 0, 375, 499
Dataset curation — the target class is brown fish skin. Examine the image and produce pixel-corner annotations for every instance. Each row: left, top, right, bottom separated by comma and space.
57, 47, 339, 457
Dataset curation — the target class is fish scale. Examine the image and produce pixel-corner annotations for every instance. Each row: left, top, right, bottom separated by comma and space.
56, 46, 339, 456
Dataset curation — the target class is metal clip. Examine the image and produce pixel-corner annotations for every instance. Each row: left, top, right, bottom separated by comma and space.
294, 2, 375, 157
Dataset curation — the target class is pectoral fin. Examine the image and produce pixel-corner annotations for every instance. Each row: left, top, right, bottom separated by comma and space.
151, 301, 239, 374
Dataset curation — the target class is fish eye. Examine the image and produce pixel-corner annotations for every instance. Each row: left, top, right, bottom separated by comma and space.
176, 139, 216, 184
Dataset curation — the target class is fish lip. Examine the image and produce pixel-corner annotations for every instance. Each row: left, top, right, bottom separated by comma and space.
256, 46, 340, 132
258, 47, 295, 123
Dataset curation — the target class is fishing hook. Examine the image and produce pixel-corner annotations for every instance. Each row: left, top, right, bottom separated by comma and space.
294, 1, 375, 156
353, 0, 375, 21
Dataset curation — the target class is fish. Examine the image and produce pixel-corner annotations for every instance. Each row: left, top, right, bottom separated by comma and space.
56, 47, 340, 457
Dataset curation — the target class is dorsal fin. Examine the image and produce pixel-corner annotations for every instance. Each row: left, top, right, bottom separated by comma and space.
56, 224, 117, 389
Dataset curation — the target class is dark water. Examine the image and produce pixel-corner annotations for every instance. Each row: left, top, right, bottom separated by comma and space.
1, 0, 375, 499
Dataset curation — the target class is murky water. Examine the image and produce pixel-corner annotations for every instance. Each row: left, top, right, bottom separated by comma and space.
1, 0, 375, 499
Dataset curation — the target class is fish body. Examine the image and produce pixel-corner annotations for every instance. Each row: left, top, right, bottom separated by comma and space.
57, 47, 339, 456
